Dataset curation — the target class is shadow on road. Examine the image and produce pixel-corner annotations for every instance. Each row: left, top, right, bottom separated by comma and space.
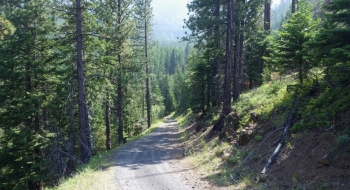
111, 118, 183, 169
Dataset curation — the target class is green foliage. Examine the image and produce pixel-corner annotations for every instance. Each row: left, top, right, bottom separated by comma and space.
255, 135, 263, 141
292, 84, 350, 131
159, 75, 175, 114
307, 0, 350, 86
0, 16, 15, 39
0, 0, 67, 188
233, 77, 295, 128
265, 1, 320, 84
0, 0, 176, 188
336, 134, 350, 149
244, 0, 268, 88
227, 156, 240, 164
186, 50, 213, 113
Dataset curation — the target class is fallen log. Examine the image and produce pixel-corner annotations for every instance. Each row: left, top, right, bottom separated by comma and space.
261, 96, 299, 174
244, 127, 284, 162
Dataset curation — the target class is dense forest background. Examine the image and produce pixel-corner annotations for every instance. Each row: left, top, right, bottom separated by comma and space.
1, 0, 350, 189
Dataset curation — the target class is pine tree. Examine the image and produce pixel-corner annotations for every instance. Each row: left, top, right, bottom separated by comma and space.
223, 0, 233, 116
0, 0, 65, 188
134, 0, 153, 128
186, 51, 211, 113
264, 2, 319, 84
308, 0, 350, 85
185, 0, 226, 107
75, 0, 92, 164
264, 0, 271, 32
169, 49, 177, 75
245, 0, 266, 88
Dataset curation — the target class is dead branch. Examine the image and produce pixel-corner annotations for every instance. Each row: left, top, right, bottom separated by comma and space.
258, 127, 284, 150
261, 96, 299, 174
244, 127, 284, 162
230, 172, 239, 184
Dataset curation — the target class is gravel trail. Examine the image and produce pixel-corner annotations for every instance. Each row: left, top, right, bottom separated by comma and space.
113, 118, 196, 190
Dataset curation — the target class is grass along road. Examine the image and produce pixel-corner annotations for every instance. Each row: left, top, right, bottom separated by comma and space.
113, 118, 196, 190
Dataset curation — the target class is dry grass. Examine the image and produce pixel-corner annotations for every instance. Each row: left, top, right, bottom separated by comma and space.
50, 168, 116, 190
46, 151, 116, 190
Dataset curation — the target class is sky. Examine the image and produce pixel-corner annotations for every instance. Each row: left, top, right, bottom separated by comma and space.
151, 0, 282, 21
150, 0, 282, 41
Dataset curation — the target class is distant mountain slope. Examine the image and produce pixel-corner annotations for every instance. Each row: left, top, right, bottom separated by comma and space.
151, 0, 189, 41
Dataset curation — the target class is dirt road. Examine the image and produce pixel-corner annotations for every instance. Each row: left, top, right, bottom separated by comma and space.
113, 118, 198, 190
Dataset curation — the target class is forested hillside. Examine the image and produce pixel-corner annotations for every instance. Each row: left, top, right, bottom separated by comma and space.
0, 0, 188, 189
176, 0, 350, 188
1, 0, 350, 189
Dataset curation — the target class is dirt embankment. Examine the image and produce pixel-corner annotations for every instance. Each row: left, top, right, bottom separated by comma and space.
179, 109, 350, 190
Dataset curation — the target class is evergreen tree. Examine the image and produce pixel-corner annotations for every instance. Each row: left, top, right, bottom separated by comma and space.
308, 0, 350, 85
245, 0, 266, 88
0, 0, 66, 188
185, 0, 226, 107
134, 0, 153, 128
75, 0, 92, 164
264, 2, 319, 84
164, 51, 170, 74
186, 51, 211, 113
169, 49, 177, 75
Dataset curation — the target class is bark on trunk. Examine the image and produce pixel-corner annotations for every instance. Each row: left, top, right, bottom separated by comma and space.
233, 0, 244, 101
25, 61, 36, 190
145, 2, 151, 129
117, 0, 124, 145
105, 95, 111, 150
233, 32, 240, 101
223, 0, 233, 117
142, 86, 145, 118
292, 0, 296, 13
264, 0, 271, 32
34, 73, 43, 189
68, 66, 75, 173
207, 57, 211, 110
239, 7, 244, 88
76, 0, 92, 163
117, 79, 124, 144
215, 0, 222, 106
299, 68, 303, 85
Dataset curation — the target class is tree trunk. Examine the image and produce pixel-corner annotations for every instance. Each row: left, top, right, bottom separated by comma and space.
142, 85, 145, 118
223, 0, 233, 117
215, 0, 222, 106
68, 66, 75, 173
34, 72, 43, 189
299, 68, 303, 85
145, 2, 151, 129
207, 58, 211, 110
25, 61, 36, 190
233, 0, 241, 102
239, 0, 245, 92
117, 75, 124, 144
117, 0, 124, 145
264, 0, 271, 32
105, 95, 111, 150
292, 0, 296, 13
76, 0, 92, 163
